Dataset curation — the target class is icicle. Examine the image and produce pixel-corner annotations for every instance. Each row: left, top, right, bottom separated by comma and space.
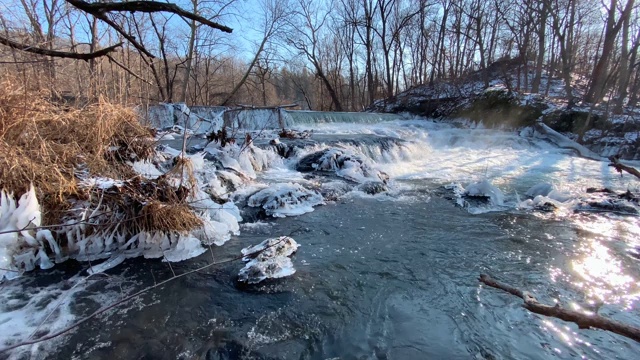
36, 229, 62, 258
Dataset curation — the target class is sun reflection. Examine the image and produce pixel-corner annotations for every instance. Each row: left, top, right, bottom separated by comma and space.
572, 238, 639, 308
542, 319, 596, 352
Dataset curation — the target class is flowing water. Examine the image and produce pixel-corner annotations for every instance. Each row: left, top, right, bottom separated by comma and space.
4, 116, 640, 360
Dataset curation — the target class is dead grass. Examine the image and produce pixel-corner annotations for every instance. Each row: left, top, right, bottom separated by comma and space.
0, 78, 201, 233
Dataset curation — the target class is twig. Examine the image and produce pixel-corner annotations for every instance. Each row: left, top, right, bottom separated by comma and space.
478, 274, 640, 343
163, 253, 177, 277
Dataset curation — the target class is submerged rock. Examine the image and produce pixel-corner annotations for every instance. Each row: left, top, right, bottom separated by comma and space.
318, 180, 352, 201
237, 236, 299, 284
577, 199, 639, 215
358, 181, 389, 195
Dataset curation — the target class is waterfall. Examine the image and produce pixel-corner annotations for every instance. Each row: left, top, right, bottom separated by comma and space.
144, 104, 404, 131
284, 111, 401, 126
144, 104, 225, 133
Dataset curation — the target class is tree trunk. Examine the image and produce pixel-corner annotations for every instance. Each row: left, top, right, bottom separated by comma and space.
531, 2, 547, 93
584, 0, 635, 104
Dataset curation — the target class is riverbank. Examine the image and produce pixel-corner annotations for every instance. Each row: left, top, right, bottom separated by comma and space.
369, 66, 640, 160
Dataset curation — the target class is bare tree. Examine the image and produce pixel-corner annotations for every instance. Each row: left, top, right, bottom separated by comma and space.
220, 0, 290, 106
287, 0, 344, 111
584, 0, 635, 104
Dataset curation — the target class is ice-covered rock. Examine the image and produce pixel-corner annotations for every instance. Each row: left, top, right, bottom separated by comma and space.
517, 195, 562, 212
238, 236, 299, 284
296, 148, 389, 184
524, 183, 572, 203
247, 183, 324, 217
464, 180, 504, 206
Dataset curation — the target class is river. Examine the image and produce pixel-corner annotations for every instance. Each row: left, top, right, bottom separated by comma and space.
2, 116, 640, 359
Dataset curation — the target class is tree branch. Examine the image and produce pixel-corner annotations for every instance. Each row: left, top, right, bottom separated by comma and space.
609, 155, 640, 180
106, 54, 152, 85
0, 35, 122, 60
65, 0, 233, 33
479, 274, 640, 343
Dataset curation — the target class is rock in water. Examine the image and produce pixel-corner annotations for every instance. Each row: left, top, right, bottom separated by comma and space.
358, 181, 389, 195
238, 236, 299, 284
296, 148, 389, 184
247, 183, 324, 217
464, 180, 504, 206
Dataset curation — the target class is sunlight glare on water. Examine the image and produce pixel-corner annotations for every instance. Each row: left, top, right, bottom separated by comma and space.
572, 237, 640, 308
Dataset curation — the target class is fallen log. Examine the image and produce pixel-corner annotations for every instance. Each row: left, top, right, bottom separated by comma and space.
609, 155, 640, 181
478, 274, 640, 343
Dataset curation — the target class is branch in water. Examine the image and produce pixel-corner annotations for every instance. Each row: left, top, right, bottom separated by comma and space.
609, 155, 640, 180
478, 274, 640, 343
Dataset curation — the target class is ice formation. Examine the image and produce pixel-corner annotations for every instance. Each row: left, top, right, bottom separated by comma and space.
130, 160, 164, 179
238, 236, 299, 284
297, 148, 389, 183
1, 140, 272, 279
524, 183, 573, 203
0, 186, 62, 280
464, 180, 504, 206
247, 183, 324, 217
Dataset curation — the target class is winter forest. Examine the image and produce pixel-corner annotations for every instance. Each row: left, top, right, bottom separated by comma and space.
2, 1, 640, 359
1, 0, 639, 111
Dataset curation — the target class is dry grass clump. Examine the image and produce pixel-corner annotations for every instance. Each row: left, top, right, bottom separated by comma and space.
1, 79, 152, 193
138, 202, 203, 232
103, 174, 203, 233
0, 79, 201, 234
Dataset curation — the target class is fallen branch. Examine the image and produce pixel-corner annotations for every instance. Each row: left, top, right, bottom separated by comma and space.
0, 36, 122, 60
609, 155, 640, 180
478, 274, 640, 343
